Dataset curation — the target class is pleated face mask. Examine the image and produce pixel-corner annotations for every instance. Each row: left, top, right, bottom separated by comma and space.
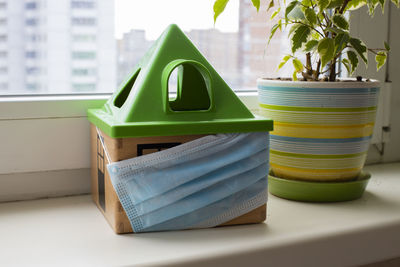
107, 132, 269, 233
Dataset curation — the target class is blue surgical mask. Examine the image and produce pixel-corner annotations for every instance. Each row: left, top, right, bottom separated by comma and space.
108, 132, 269, 233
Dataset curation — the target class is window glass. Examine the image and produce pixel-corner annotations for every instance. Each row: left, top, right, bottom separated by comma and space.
71, 1, 95, 9
71, 17, 96, 26
25, 2, 38, 10
72, 34, 96, 42
72, 68, 96, 76
72, 83, 96, 91
0, 0, 292, 95
25, 18, 38, 26
72, 51, 96, 60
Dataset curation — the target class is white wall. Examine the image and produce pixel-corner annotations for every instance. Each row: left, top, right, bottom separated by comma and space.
351, 3, 400, 164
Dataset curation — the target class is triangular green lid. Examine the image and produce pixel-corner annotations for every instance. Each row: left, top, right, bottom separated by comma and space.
88, 24, 273, 138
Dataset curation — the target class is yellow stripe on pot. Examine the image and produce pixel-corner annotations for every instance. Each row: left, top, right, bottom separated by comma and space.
270, 163, 361, 181
271, 121, 375, 138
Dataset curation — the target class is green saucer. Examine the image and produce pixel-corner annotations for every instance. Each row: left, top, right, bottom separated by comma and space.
268, 172, 371, 202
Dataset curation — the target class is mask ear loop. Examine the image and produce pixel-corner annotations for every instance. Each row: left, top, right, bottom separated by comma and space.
96, 127, 112, 164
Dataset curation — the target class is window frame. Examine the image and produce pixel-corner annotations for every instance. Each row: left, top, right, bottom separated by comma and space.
0, 3, 398, 202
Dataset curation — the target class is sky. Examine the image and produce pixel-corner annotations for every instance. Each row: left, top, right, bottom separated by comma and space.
114, 0, 239, 40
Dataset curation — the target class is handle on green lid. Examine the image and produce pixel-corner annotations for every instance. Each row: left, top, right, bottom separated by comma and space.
162, 59, 214, 114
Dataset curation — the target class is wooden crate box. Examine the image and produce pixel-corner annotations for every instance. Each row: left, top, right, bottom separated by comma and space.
90, 124, 266, 234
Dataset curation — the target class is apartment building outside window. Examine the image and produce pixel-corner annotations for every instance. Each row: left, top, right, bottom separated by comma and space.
0, 0, 292, 95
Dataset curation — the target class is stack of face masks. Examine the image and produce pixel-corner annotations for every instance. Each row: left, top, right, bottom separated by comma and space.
107, 132, 269, 233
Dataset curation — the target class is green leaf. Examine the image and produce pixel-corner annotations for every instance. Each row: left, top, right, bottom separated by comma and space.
376, 51, 387, 71
378, 0, 385, 12
305, 40, 319, 52
289, 23, 301, 37
285, 1, 300, 20
326, 27, 347, 34
267, 0, 275, 11
302, 0, 313, 6
291, 25, 311, 53
270, 8, 281, 20
346, 0, 367, 10
349, 38, 368, 64
316, 0, 330, 11
293, 58, 304, 72
392, 0, 399, 8
366, 0, 378, 15
318, 38, 335, 68
327, 0, 344, 8
252, 0, 261, 11
304, 8, 317, 25
311, 31, 321, 40
347, 50, 359, 74
292, 71, 298, 81
287, 6, 305, 20
213, 0, 230, 23
268, 20, 282, 45
278, 55, 292, 69
332, 14, 349, 30
342, 58, 352, 73
334, 32, 350, 54
384, 41, 390, 51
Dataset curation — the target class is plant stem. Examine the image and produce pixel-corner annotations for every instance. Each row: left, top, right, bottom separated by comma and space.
306, 52, 313, 76
323, 12, 330, 27
329, 59, 337, 81
289, 20, 325, 37
368, 48, 387, 54
313, 59, 321, 80
338, 0, 351, 14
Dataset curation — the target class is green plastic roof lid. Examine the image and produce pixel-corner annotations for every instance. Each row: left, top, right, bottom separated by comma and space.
88, 24, 273, 138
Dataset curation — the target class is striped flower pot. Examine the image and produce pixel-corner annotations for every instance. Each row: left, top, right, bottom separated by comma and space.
258, 78, 380, 182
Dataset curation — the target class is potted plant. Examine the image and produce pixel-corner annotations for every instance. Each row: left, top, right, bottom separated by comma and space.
213, 0, 399, 201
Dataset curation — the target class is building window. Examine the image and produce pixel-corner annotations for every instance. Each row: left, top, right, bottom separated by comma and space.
0, 66, 7, 74
25, 2, 38, 10
27, 34, 46, 42
25, 51, 38, 58
26, 67, 40, 75
0, 18, 6, 26
71, 17, 96, 26
0, 35, 6, 42
0, 2, 6, 9
72, 68, 96, 76
72, 51, 96, 59
0, 51, 7, 58
72, 34, 96, 42
72, 83, 96, 91
71, 1, 95, 9
26, 18, 38, 26
26, 83, 39, 90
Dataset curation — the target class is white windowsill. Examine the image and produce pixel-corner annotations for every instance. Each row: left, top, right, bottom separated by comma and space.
1, 162, 399, 267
